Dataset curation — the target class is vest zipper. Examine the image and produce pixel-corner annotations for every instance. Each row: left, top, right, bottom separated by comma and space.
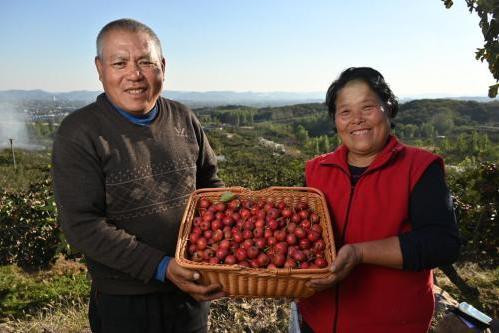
334, 183, 356, 333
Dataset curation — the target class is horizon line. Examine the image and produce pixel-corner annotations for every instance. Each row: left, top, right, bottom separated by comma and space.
0, 88, 496, 100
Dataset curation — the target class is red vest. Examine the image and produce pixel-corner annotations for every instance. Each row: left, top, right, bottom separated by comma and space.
299, 136, 442, 333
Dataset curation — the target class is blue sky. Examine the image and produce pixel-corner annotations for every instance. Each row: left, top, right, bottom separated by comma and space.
0, 0, 492, 97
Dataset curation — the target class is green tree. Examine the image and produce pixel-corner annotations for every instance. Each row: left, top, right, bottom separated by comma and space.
330, 134, 340, 150
442, 0, 499, 97
470, 130, 480, 154
441, 137, 452, 152
404, 124, 418, 139
478, 132, 491, 151
432, 113, 455, 135
295, 124, 309, 142
248, 112, 255, 125
421, 123, 436, 138
319, 135, 330, 153
447, 159, 498, 261
235, 113, 241, 127
456, 133, 469, 156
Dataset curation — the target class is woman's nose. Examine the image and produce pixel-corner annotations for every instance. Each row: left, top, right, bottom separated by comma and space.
350, 109, 365, 123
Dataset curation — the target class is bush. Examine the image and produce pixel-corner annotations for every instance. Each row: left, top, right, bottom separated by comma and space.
447, 159, 498, 265
0, 178, 60, 270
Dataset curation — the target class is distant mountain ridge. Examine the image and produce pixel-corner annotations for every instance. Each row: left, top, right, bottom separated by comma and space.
0, 89, 324, 107
0, 89, 496, 107
0, 90, 101, 102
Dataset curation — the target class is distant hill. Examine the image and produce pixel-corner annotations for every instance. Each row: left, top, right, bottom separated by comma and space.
400, 95, 497, 103
194, 99, 499, 140
197, 99, 499, 124
0, 89, 323, 107
0, 89, 496, 107
0, 90, 100, 103
163, 91, 323, 107
397, 99, 499, 126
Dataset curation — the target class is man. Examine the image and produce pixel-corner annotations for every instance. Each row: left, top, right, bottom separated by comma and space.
52, 18, 225, 333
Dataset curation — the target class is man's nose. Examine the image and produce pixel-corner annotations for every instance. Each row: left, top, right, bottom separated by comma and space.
127, 63, 144, 80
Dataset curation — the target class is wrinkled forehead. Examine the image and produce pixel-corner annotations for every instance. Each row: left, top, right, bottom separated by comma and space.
336, 80, 381, 105
101, 29, 162, 59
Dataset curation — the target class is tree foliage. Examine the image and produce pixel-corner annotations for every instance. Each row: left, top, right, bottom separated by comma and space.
442, 0, 499, 97
0, 179, 60, 270
447, 159, 498, 266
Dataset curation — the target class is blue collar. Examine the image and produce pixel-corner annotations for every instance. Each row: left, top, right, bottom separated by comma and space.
107, 95, 159, 126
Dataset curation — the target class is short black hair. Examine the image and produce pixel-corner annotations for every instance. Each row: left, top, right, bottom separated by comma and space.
325, 67, 398, 121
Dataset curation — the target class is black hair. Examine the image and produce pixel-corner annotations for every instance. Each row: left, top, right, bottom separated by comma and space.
325, 67, 399, 121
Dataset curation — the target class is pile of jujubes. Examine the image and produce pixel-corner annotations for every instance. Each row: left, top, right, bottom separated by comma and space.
186, 194, 328, 269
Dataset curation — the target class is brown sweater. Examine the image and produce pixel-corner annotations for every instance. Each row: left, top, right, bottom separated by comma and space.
52, 94, 223, 294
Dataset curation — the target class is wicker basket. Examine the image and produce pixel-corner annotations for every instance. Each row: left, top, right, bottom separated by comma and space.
175, 186, 336, 298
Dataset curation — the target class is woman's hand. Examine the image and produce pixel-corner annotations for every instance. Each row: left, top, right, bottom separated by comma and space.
307, 243, 363, 292
166, 259, 225, 301
306, 236, 403, 292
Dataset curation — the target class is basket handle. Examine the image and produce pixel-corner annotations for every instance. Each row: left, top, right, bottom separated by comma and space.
193, 186, 247, 194
226, 186, 247, 191
177, 194, 197, 247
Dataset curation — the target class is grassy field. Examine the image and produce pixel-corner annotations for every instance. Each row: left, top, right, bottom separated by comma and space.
434, 262, 499, 319
0, 149, 52, 192
0, 256, 292, 333
0, 257, 496, 332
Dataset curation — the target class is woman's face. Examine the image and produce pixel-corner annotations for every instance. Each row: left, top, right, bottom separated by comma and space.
334, 80, 391, 166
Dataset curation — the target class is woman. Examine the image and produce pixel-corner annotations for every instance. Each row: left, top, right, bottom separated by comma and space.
297, 67, 460, 333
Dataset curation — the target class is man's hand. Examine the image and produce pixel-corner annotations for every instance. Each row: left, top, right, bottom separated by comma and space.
306, 243, 363, 292
166, 259, 225, 301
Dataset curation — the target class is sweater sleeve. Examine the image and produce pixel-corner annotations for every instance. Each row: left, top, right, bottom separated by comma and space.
192, 116, 224, 189
399, 162, 461, 271
52, 133, 165, 283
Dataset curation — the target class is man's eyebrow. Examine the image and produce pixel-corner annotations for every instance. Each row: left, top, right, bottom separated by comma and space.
109, 53, 129, 60
138, 53, 155, 59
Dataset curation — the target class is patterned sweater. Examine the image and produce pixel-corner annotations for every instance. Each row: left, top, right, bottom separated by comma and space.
52, 94, 223, 294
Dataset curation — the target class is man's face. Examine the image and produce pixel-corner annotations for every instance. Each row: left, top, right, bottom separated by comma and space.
95, 29, 165, 115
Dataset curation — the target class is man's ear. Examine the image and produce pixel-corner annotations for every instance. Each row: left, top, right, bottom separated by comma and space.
95, 56, 103, 82
161, 57, 166, 78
